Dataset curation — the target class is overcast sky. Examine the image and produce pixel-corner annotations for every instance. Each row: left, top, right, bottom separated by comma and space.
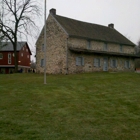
31, 0, 140, 60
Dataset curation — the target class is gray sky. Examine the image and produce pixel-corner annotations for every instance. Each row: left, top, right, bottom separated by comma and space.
31, 0, 140, 60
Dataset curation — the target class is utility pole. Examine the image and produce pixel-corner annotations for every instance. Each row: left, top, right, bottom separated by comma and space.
44, 0, 47, 84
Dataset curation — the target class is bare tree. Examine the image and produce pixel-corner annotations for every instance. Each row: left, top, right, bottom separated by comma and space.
0, 0, 41, 72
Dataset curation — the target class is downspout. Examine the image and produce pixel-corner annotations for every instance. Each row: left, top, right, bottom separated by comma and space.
66, 37, 69, 74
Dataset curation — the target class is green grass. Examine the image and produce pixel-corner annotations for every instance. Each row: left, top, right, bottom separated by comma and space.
0, 72, 140, 140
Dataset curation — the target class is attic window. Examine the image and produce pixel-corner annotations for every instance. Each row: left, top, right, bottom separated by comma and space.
120, 45, 123, 52
103, 43, 108, 51
26, 49, 28, 52
87, 41, 91, 49
42, 44, 44, 51
0, 53, 3, 59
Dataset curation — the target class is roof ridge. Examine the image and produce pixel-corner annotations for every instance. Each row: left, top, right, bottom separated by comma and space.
54, 14, 109, 29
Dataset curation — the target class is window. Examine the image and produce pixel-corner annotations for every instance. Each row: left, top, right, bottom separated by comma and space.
76, 57, 84, 66
26, 49, 28, 52
120, 45, 123, 52
41, 59, 44, 67
94, 58, 100, 67
8, 59, 11, 64
103, 43, 108, 51
8, 53, 11, 59
111, 59, 117, 68
0, 53, 3, 59
27, 55, 29, 58
21, 53, 23, 57
87, 41, 91, 49
8, 53, 11, 64
13, 53, 14, 57
42, 44, 44, 51
125, 60, 130, 69
23, 47, 24, 50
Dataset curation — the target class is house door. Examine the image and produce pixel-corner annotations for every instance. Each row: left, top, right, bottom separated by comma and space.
103, 58, 108, 71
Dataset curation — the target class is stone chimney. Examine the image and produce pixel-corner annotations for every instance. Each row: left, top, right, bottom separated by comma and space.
50, 8, 56, 15
108, 23, 114, 29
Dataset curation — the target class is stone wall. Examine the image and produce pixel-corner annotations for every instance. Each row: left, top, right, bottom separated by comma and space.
68, 52, 135, 73
68, 38, 135, 54
36, 14, 68, 74
67, 38, 135, 73
36, 16, 135, 74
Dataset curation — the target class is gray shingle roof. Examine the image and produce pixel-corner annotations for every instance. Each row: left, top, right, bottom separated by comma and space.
0, 42, 26, 51
53, 15, 135, 46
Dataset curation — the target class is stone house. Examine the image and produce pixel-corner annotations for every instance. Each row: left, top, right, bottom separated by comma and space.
36, 8, 139, 74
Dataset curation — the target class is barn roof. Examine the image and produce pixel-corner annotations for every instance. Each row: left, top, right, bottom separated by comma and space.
0, 42, 32, 55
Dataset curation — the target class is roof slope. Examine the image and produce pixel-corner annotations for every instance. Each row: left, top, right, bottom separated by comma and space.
0, 42, 26, 51
53, 15, 135, 46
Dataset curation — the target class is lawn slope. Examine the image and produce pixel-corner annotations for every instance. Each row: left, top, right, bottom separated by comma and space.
0, 73, 140, 140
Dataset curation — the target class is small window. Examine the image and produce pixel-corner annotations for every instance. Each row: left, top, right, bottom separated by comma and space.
8, 59, 11, 64
27, 55, 29, 58
87, 41, 91, 49
111, 59, 117, 68
103, 43, 108, 51
76, 57, 84, 66
23, 47, 24, 50
13, 53, 14, 57
8, 53, 11, 59
94, 58, 100, 67
42, 44, 44, 51
0, 53, 3, 59
26, 49, 28, 52
41, 59, 44, 67
125, 60, 130, 69
21, 53, 23, 57
120, 45, 123, 52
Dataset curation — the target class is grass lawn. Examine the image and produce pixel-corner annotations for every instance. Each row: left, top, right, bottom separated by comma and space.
0, 72, 140, 140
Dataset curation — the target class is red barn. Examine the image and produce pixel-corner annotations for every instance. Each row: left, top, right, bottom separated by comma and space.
0, 42, 32, 74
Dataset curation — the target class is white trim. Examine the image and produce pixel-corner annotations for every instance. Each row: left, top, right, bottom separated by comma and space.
0, 65, 30, 68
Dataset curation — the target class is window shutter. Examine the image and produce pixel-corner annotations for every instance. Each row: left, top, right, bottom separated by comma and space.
76, 57, 79, 66
128, 61, 130, 68
82, 57, 84, 66
111, 59, 113, 67
116, 60, 117, 68
124, 61, 127, 68
99, 59, 101, 67
42, 59, 45, 67
94, 58, 96, 67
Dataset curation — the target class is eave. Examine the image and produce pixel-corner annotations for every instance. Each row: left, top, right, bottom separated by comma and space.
69, 35, 135, 47
69, 47, 140, 58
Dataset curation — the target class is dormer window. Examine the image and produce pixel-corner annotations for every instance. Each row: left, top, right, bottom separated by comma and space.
120, 45, 123, 52
103, 43, 108, 51
87, 41, 91, 49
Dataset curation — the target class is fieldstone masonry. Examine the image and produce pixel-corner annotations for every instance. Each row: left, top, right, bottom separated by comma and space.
36, 12, 135, 74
